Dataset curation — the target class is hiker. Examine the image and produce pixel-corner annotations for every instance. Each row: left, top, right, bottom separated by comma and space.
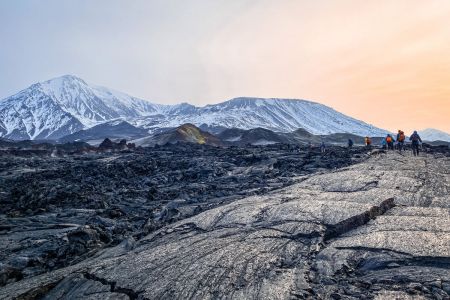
409, 130, 422, 156
364, 136, 372, 148
348, 139, 354, 149
396, 130, 406, 152
381, 137, 387, 150
385, 134, 395, 150
320, 141, 326, 153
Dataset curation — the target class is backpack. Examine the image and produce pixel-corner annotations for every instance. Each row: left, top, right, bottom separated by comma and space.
386, 136, 392, 143
398, 132, 405, 142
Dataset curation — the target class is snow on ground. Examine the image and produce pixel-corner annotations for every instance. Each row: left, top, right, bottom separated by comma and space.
252, 139, 278, 145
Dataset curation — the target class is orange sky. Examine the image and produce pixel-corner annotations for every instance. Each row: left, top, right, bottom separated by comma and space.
198, 0, 450, 133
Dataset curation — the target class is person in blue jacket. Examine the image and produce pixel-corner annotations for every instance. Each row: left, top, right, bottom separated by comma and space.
381, 137, 387, 149
347, 139, 354, 149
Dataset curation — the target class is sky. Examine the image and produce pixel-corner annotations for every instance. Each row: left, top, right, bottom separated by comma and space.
0, 0, 449, 133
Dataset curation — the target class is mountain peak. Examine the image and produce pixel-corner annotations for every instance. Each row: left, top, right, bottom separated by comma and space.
0, 75, 162, 140
37, 74, 88, 89
48, 74, 86, 83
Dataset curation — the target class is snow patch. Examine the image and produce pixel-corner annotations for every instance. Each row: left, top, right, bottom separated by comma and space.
225, 136, 242, 142
252, 139, 278, 145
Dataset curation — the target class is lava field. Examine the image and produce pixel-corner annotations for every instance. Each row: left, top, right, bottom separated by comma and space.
0, 143, 369, 286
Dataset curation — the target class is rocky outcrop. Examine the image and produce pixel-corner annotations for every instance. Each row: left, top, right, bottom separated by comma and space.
98, 138, 136, 151
1, 151, 449, 299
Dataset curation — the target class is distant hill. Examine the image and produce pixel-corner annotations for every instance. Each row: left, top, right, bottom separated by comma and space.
427, 140, 450, 147
218, 127, 386, 146
164, 124, 384, 147
218, 128, 292, 146
58, 120, 148, 143
133, 124, 223, 147
131, 123, 391, 148
419, 128, 450, 142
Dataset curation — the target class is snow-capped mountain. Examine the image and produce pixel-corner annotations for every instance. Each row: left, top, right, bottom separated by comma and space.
0, 75, 388, 140
0, 75, 162, 139
132, 97, 387, 137
418, 128, 450, 142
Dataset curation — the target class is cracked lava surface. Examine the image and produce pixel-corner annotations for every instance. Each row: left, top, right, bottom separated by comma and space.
1, 150, 449, 299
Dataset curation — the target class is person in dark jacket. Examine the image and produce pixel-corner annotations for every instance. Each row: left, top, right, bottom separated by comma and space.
320, 141, 326, 153
409, 130, 422, 156
348, 139, 354, 149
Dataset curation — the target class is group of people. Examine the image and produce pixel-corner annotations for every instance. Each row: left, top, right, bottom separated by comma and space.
361, 130, 423, 156
319, 130, 424, 156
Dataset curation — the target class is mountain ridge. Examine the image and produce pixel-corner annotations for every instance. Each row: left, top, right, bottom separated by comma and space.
1, 75, 390, 140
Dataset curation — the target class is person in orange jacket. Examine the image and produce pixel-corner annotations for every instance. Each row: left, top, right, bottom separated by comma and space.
396, 130, 406, 152
385, 134, 395, 150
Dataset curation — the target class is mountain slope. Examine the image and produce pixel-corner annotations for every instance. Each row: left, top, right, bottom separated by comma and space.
0, 88, 84, 140
0, 75, 388, 140
418, 128, 450, 142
